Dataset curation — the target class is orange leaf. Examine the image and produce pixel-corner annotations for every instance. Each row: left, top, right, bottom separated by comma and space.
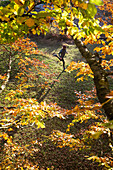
106, 91, 113, 98
26, 18, 35, 27
8, 128, 13, 131
111, 161, 113, 167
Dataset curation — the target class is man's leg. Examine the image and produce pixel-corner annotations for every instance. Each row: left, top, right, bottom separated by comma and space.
53, 54, 60, 60
62, 59, 65, 70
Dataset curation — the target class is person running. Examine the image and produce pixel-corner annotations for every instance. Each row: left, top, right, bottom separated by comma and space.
53, 45, 68, 70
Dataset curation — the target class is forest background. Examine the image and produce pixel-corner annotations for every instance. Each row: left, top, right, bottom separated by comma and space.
0, 0, 113, 169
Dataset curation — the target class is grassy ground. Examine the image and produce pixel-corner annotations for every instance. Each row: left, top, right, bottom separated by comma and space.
29, 34, 94, 109
0, 34, 113, 169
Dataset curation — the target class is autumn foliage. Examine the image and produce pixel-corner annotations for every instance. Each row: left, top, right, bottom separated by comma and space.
0, 0, 113, 169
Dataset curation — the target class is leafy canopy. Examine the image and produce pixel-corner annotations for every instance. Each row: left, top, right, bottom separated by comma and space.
0, 0, 104, 44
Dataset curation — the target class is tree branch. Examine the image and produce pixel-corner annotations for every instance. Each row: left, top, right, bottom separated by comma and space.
105, 71, 113, 76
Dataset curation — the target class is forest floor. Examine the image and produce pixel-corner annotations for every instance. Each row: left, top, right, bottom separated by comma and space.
0, 34, 113, 169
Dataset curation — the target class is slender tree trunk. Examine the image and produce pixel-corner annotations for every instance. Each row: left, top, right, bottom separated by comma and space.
0, 55, 12, 94
74, 38, 113, 120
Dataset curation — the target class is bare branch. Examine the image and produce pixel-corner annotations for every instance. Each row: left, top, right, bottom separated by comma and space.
105, 71, 113, 76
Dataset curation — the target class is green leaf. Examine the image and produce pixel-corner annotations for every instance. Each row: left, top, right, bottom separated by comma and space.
23, 0, 30, 8
102, 120, 113, 129
0, 51, 4, 55
58, 19, 66, 29
89, 0, 104, 6
90, 130, 102, 139
18, 7, 24, 16
87, 4, 97, 17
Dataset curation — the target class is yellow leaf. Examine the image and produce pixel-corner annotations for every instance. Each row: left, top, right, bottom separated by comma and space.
14, 4, 20, 14
7, 138, 12, 144
77, 77, 84, 82
21, 167, 24, 170
66, 20, 73, 26
94, 47, 101, 52
26, 18, 35, 27
32, 29, 36, 35
35, 121, 45, 129
1, 16, 9, 21
20, 0, 25, 4
5, 96, 11, 101
88, 156, 99, 161
27, 1, 35, 13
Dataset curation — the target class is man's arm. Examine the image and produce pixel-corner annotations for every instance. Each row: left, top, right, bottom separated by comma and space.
66, 50, 68, 54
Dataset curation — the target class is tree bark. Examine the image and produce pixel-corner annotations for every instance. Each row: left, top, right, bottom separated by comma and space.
74, 38, 113, 120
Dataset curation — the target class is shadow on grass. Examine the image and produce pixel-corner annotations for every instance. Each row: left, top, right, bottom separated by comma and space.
45, 70, 94, 109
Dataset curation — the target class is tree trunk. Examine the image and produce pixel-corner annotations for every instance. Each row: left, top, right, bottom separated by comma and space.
74, 38, 113, 120
0, 55, 12, 94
